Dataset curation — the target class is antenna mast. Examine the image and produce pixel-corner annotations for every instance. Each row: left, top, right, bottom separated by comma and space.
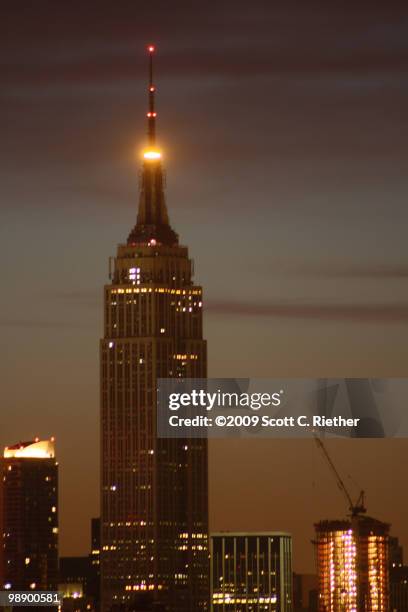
147, 45, 157, 146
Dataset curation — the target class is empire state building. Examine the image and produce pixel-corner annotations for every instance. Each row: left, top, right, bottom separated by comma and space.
100, 46, 208, 610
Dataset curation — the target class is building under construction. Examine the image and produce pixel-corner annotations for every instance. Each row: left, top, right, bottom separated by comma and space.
313, 437, 390, 611
315, 515, 389, 611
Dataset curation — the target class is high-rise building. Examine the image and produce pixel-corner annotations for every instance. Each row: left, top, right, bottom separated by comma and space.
100, 45, 208, 611
314, 515, 389, 611
210, 532, 293, 611
0, 438, 58, 591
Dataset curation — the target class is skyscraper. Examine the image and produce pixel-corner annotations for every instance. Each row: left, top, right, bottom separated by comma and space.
0, 439, 58, 591
100, 46, 208, 611
210, 532, 293, 611
314, 515, 389, 611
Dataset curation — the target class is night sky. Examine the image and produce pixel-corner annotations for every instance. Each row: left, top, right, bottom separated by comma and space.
1, 2, 408, 572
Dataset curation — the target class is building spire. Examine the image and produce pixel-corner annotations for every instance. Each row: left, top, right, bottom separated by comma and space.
147, 45, 156, 146
127, 44, 179, 247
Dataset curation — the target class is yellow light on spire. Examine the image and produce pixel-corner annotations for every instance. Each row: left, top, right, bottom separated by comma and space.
143, 150, 162, 160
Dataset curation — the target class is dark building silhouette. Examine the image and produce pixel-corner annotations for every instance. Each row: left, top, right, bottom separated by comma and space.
315, 515, 389, 611
390, 565, 408, 612
60, 556, 91, 600
293, 573, 318, 611
389, 538, 408, 612
210, 532, 293, 611
390, 536, 404, 568
0, 439, 58, 591
100, 46, 208, 610
59, 518, 100, 611
59, 556, 97, 611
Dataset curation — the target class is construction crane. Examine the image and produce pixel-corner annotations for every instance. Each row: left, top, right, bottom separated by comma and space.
314, 435, 366, 517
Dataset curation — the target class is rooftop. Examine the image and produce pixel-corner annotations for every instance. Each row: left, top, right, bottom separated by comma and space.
4, 438, 55, 459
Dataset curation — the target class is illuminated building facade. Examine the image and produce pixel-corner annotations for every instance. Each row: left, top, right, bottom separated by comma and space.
0, 439, 58, 591
210, 533, 293, 611
315, 516, 389, 611
100, 46, 208, 610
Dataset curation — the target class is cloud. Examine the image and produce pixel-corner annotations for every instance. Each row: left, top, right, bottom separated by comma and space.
2, 293, 407, 331
206, 300, 408, 323
51, 290, 408, 323
0, 318, 86, 329
2, 3, 408, 92
289, 263, 408, 279
51, 289, 101, 307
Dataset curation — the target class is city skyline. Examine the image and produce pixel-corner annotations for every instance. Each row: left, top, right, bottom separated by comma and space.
1, 2, 408, 577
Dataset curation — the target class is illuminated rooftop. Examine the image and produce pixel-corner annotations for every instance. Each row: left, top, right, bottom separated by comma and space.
4, 438, 55, 459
